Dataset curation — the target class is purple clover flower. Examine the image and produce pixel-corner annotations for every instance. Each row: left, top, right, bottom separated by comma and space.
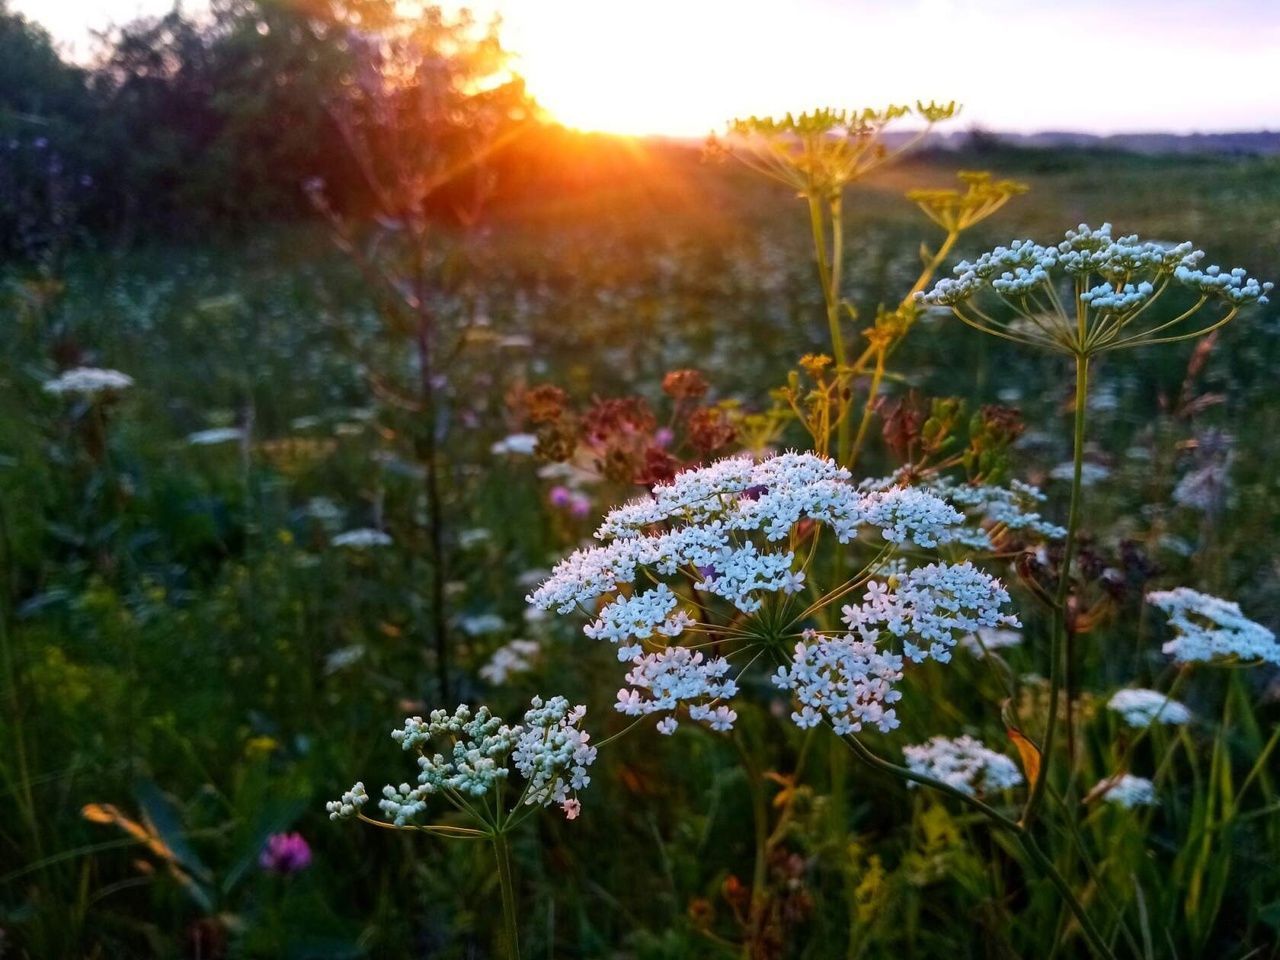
259, 832, 312, 873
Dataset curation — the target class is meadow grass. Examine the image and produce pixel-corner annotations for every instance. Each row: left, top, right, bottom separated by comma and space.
2, 147, 1278, 958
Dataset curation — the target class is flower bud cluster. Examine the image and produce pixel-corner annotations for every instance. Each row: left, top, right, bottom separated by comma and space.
903, 735, 1023, 795
1173, 264, 1273, 305
328, 698, 596, 827
325, 782, 369, 821
512, 696, 597, 819
1147, 587, 1279, 664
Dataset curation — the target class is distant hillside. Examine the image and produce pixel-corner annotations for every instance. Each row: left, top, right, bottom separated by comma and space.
919, 129, 1280, 157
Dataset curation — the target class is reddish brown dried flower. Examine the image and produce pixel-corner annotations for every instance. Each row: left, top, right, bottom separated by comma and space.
687, 406, 736, 454
520, 384, 570, 425
635, 446, 680, 487
582, 397, 657, 444
663, 368, 709, 400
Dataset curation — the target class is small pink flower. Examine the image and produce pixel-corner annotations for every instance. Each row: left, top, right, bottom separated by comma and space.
560, 798, 581, 820
259, 832, 312, 874
548, 485, 574, 509
653, 427, 675, 449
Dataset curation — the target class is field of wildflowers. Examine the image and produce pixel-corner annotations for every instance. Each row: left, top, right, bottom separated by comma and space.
3, 104, 1280, 959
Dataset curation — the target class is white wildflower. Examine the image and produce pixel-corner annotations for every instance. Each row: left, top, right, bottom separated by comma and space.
43, 367, 134, 398
491, 433, 538, 456
1095, 773, 1158, 808
903, 735, 1023, 795
1050, 461, 1111, 486
960, 627, 1023, 655
846, 561, 1019, 664
332, 528, 393, 549
324, 644, 366, 674
1147, 587, 1279, 665
186, 427, 245, 446
1107, 688, 1192, 728
480, 639, 540, 684
772, 628, 904, 734
616, 646, 739, 733
1172, 460, 1231, 512
458, 613, 509, 637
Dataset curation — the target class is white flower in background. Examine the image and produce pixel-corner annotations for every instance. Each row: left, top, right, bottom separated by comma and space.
1050, 461, 1111, 486
186, 427, 245, 446
1172, 460, 1231, 512
458, 527, 493, 549
480, 639, 540, 684
324, 644, 366, 675
1107, 688, 1192, 728
332, 528, 393, 549
43, 367, 134, 398
1147, 587, 1279, 664
960, 627, 1023, 655
903, 735, 1023, 795
305, 497, 344, 528
1094, 774, 1158, 808
491, 433, 538, 456
458, 613, 508, 637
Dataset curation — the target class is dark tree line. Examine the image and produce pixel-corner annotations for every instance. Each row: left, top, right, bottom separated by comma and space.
0, 0, 590, 259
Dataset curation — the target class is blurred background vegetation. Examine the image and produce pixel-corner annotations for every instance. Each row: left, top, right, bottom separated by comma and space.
2, 1, 1280, 958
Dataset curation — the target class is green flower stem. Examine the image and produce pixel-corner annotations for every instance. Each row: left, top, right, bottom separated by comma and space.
1024, 352, 1090, 829
732, 729, 771, 955
842, 735, 1116, 960
492, 832, 521, 960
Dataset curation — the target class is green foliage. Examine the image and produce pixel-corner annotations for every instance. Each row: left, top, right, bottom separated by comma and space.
1, 140, 1278, 959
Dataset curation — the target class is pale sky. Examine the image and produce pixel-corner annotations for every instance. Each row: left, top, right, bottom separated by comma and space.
16, 0, 1280, 136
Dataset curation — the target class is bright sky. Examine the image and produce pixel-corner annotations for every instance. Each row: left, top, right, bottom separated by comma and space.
17, 0, 1280, 137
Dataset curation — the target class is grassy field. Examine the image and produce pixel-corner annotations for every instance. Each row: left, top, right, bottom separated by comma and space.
3, 145, 1279, 958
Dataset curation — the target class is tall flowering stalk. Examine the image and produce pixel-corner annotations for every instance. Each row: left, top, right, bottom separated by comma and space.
529, 451, 1119, 957
329, 696, 598, 959
917, 224, 1272, 826
715, 105, 1026, 466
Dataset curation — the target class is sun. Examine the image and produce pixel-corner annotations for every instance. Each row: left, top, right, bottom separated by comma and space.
496, 1, 760, 138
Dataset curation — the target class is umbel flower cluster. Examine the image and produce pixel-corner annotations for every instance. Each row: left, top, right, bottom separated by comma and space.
917, 223, 1273, 355
861, 472, 1066, 549
530, 453, 1018, 736
1146, 588, 1279, 665
43, 366, 135, 398
903, 735, 1023, 796
328, 697, 596, 825
1093, 774, 1159, 809
1107, 688, 1193, 728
